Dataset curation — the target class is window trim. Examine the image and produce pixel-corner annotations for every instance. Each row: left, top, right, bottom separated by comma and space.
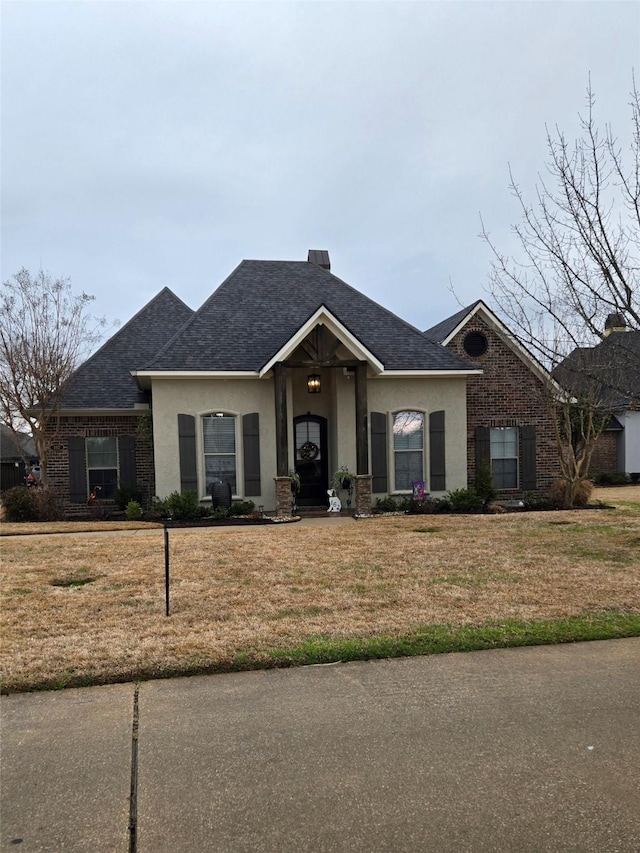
390, 409, 426, 493
490, 426, 519, 490
199, 411, 242, 500
85, 436, 119, 499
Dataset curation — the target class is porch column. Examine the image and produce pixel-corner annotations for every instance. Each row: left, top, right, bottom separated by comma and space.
274, 362, 288, 477
355, 361, 372, 515
355, 361, 369, 475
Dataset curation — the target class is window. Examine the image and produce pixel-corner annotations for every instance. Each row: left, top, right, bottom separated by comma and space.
393, 411, 424, 490
203, 414, 237, 494
463, 331, 488, 357
86, 437, 118, 499
490, 427, 518, 489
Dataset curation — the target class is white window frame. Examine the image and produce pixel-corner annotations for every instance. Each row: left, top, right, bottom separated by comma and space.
490, 426, 519, 490
391, 409, 425, 493
86, 436, 119, 499
200, 412, 241, 499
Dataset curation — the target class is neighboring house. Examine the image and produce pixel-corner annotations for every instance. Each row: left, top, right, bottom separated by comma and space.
49, 252, 561, 516
424, 300, 559, 497
554, 314, 640, 476
0, 425, 36, 492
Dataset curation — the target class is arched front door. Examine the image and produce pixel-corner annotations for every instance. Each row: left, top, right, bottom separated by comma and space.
294, 415, 328, 506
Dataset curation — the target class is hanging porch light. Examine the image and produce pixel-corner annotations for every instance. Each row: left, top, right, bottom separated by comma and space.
307, 373, 321, 394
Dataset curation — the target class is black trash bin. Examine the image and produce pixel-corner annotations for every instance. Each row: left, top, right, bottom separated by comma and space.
210, 479, 232, 510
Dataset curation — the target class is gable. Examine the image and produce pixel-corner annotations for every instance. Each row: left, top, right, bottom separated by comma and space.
427, 300, 557, 390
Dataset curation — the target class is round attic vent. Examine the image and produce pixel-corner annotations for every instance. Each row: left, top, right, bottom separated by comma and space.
463, 331, 488, 357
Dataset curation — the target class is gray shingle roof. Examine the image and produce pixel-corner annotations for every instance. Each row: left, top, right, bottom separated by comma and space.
60, 288, 194, 409
1, 425, 36, 460
144, 260, 475, 372
423, 301, 483, 343
554, 331, 640, 408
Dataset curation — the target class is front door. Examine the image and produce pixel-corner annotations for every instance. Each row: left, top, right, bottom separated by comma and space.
294, 415, 328, 506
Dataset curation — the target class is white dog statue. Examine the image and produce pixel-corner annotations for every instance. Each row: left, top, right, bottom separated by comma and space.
327, 489, 342, 513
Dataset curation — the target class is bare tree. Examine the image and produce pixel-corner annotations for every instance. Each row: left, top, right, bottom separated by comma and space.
482, 77, 640, 505
0, 269, 106, 486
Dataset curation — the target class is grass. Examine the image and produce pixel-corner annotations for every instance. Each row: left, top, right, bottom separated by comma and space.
1, 487, 639, 693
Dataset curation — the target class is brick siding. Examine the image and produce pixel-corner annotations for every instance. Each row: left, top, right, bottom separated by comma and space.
446, 317, 560, 497
589, 431, 619, 474
45, 414, 155, 517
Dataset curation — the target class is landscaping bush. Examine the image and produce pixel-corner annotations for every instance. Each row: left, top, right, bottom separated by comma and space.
153, 491, 210, 520
522, 491, 551, 510
406, 497, 452, 513
1, 486, 61, 522
593, 472, 629, 486
447, 488, 483, 512
228, 500, 255, 516
375, 496, 401, 512
548, 478, 594, 508
115, 484, 144, 511
125, 500, 142, 521
474, 463, 497, 506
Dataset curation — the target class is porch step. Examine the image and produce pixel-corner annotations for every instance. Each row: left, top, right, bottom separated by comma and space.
296, 506, 353, 518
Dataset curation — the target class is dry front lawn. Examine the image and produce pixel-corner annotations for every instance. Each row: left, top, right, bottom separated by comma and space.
2, 491, 639, 693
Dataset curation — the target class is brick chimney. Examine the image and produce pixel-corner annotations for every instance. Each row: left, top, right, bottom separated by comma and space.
604, 313, 627, 336
307, 250, 330, 270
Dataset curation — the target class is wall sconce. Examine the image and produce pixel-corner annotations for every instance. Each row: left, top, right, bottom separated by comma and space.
307, 373, 321, 394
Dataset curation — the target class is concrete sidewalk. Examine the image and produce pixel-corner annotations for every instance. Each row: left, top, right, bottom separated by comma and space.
2, 638, 640, 852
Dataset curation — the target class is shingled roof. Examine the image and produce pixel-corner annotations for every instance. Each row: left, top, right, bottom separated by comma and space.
60, 288, 194, 409
142, 260, 475, 372
554, 330, 640, 408
423, 301, 483, 343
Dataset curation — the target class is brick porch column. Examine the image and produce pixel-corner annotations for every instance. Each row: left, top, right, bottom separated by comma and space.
355, 474, 372, 516
274, 476, 292, 517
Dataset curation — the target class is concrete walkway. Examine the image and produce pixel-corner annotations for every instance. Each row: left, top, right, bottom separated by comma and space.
2, 639, 639, 852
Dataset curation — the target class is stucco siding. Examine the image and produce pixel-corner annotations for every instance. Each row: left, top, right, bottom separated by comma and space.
151, 377, 277, 505
367, 376, 468, 495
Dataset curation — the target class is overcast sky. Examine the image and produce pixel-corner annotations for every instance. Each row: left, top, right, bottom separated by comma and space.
2, 1, 638, 339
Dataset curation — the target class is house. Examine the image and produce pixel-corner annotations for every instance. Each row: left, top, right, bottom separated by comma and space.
48, 252, 560, 516
554, 314, 640, 476
0, 425, 36, 492
424, 300, 560, 497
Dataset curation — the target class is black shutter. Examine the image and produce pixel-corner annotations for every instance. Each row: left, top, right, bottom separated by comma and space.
429, 410, 446, 491
521, 425, 537, 490
243, 413, 261, 497
178, 414, 198, 494
371, 412, 388, 493
68, 437, 86, 503
118, 435, 136, 488
475, 426, 491, 474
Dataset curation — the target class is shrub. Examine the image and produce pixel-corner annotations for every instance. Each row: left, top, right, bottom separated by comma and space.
548, 478, 594, 508
375, 496, 400, 512
228, 500, 255, 516
474, 463, 497, 506
593, 472, 629, 486
631, 472, 640, 484
405, 497, 438, 515
447, 488, 483, 513
125, 500, 142, 521
154, 491, 209, 521
1, 486, 61, 522
522, 491, 551, 510
115, 484, 144, 511
2, 486, 38, 521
